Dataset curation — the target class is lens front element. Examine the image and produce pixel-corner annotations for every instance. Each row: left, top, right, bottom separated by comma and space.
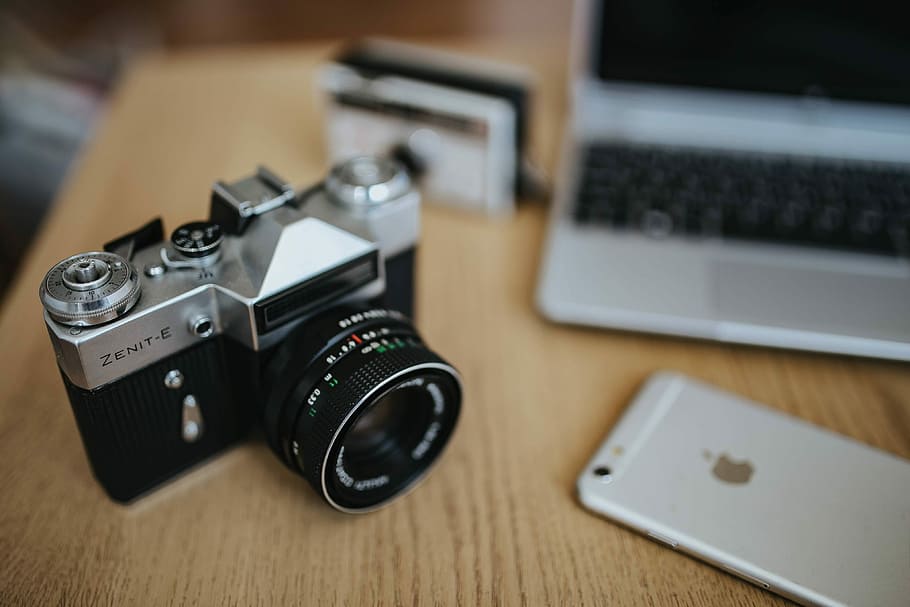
321, 367, 459, 510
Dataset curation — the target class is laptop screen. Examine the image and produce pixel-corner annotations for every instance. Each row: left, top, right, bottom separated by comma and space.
595, 0, 910, 106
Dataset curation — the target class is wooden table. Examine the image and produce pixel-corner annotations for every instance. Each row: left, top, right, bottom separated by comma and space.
1, 39, 908, 606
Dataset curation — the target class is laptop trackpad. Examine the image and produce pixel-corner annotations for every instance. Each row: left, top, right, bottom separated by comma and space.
711, 258, 910, 342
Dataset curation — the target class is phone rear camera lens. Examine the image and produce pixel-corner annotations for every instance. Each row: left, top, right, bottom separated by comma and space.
594, 466, 612, 477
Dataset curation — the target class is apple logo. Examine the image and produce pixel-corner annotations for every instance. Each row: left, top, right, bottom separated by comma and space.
711, 452, 755, 484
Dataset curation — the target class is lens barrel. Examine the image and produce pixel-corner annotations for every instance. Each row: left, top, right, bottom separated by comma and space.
263, 307, 461, 512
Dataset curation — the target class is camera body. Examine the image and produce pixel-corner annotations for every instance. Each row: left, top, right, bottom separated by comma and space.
40, 157, 427, 503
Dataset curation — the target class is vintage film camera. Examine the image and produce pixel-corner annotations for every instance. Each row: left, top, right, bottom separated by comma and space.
38, 156, 462, 512
320, 39, 541, 217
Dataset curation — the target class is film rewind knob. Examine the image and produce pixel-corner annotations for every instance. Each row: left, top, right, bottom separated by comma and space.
39, 251, 141, 327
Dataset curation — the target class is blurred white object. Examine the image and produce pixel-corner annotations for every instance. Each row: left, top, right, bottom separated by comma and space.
321, 66, 515, 216
319, 40, 540, 218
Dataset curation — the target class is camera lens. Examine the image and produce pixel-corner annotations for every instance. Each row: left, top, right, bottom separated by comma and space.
262, 307, 461, 512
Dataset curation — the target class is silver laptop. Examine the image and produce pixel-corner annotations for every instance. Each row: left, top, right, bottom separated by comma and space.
537, 0, 910, 361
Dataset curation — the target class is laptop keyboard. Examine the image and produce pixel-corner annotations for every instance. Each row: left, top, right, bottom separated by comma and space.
574, 143, 910, 257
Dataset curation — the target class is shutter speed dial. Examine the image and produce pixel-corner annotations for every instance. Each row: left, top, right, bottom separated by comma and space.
39, 252, 141, 326
171, 221, 223, 259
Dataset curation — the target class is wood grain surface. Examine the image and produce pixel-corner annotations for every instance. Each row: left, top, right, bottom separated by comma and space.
1, 39, 908, 606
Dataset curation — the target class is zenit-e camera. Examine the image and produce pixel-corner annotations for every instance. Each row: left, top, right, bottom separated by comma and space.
38, 156, 462, 512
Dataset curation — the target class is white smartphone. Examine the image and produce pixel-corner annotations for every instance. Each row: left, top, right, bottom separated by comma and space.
577, 371, 910, 607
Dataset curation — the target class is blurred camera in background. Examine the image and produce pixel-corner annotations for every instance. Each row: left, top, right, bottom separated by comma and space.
320, 39, 543, 218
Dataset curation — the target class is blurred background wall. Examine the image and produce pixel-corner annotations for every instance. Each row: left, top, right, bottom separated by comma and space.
0, 0, 571, 297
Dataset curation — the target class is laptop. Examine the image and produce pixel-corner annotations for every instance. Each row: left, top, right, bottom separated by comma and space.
537, 0, 910, 361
